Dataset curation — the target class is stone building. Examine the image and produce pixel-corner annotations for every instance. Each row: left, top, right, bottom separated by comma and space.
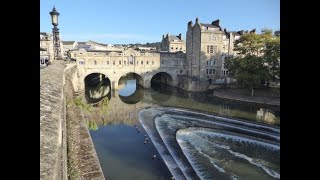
161, 33, 186, 53
186, 18, 240, 87
72, 18, 248, 91
62, 41, 78, 57
40, 32, 54, 63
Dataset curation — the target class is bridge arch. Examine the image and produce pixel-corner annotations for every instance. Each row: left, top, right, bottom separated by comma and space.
118, 72, 144, 88
83, 72, 112, 103
150, 71, 174, 87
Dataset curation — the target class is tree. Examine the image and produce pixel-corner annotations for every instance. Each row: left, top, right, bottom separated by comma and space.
225, 29, 280, 96
264, 35, 280, 82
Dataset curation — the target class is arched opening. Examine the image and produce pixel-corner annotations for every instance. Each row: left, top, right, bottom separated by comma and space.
118, 73, 144, 104
150, 72, 173, 102
84, 73, 111, 103
151, 72, 173, 88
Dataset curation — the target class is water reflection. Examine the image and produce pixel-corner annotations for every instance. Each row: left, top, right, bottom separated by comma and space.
84, 75, 111, 103
118, 79, 137, 97
256, 108, 276, 124
118, 80, 144, 104
84, 79, 280, 179
85, 79, 280, 126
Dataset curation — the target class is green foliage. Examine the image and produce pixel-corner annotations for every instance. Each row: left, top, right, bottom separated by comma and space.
86, 120, 98, 131
264, 36, 280, 81
99, 97, 109, 116
70, 96, 93, 113
225, 28, 280, 87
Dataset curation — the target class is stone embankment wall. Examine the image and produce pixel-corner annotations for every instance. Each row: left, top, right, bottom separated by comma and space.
40, 61, 105, 180
64, 64, 105, 180
40, 61, 68, 180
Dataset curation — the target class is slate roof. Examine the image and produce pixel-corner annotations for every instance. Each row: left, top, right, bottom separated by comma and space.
200, 23, 219, 28
62, 41, 75, 45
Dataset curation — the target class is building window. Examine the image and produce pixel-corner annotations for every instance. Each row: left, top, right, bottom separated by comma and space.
79, 61, 85, 65
94, 60, 97, 65
206, 69, 208, 74
152, 61, 154, 65
213, 69, 216, 74
141, 61, 144, 65
124, 61, 126, 65
207, 61, 209, 65
207, 45, 217, 53
162, 60, 164, 64
113, 61, 115, 65
210, 46, 214, 53
171, 47, 173, 50
180, 70, 183, 74
146, 61, 149, 65
128, 56, 134, 65
119, 61, 121, 65
213, 46, 217, 53
107, 61, 109, 65
209, 69, 213, 74
213, 60, 215, 65
176, 47, 178, 50
136, 61, 139, 65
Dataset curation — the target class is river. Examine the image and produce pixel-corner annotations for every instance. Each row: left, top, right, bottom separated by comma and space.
83, 79, 280, 180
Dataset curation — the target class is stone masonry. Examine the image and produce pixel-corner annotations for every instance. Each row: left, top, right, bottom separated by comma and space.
71, 18, 244, 92
41, 61, 104, 179
40, 61, 67, 180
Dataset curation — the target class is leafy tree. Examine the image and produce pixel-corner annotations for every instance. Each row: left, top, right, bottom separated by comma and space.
225, 29, 280, 96
264, 34, 280, 82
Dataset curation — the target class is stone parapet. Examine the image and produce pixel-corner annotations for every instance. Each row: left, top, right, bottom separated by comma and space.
40, 61, 67, 180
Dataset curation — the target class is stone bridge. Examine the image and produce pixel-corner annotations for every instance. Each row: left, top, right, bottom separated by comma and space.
71, 48, 186, 91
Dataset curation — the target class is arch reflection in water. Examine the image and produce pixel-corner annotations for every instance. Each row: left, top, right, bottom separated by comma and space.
84, 73, 112, 103
150, 83, 173, 103
118, 80, 145, 104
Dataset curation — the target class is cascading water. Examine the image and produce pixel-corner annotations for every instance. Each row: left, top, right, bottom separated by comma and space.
138, 107, 280, 180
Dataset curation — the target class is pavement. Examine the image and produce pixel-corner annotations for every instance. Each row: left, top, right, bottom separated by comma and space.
212, 88, 280, 106
40, 60, 67, 179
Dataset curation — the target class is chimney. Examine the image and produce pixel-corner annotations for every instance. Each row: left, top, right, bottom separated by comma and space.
250, 29, 256, 34
212, 19, 220, 27
196, 17, 199, 24
188, 21, 193, 29
162, 34, 165, 39
178, 33, 182, 40
237, 30, 244, 35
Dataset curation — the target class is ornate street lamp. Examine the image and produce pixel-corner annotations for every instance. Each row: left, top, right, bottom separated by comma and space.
50, 6, 62, 60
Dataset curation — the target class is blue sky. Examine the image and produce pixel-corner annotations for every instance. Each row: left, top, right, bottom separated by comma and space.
40, 0, 280, 44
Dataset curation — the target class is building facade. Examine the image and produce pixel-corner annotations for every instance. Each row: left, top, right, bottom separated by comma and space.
62, 41, 78, 57
161, 33, 186, 53
186, 18, 240, 85
72, 18, 250, 91
40, 32, 54, 63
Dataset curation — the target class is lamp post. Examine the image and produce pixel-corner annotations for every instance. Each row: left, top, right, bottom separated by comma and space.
50, 6, 62, 60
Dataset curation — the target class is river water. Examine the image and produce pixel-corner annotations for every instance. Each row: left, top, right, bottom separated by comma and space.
84, 79, 280, 180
